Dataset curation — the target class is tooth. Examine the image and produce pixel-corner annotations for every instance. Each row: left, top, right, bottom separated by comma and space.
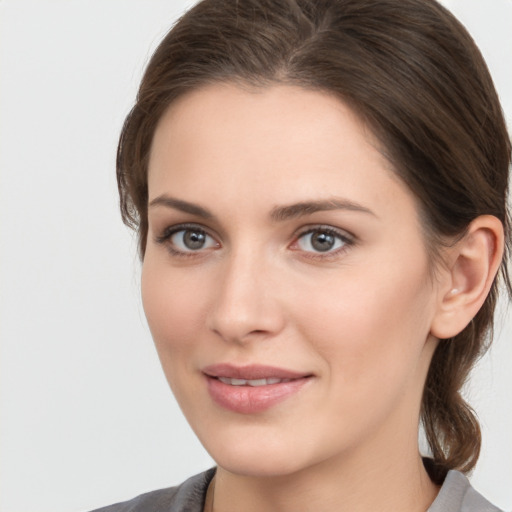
247, 379, 268, 387
230, 378, 247, 386
217, 377, 288, 386
219, 377, 244, 385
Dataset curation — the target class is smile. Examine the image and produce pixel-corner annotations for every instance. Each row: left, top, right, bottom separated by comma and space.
217, 377, 291, 386
202, 364, 312, 414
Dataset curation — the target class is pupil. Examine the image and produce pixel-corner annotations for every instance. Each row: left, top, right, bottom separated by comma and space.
184, 230, 205, 250
311, 232, 335, 252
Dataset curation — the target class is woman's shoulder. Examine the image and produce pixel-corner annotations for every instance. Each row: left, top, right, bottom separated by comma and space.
89, 466, 502, 512
89, 468, 216, 512
428, 470, 503, 512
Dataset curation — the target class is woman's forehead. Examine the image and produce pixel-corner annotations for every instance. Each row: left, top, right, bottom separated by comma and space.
150, 84, 390, 188
146, 83, 423, 237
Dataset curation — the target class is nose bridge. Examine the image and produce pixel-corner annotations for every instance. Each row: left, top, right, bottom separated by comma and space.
207, 243, 284, 342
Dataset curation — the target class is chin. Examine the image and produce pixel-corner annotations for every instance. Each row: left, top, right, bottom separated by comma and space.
199, 429, 325, 478
215, 454, 307, 479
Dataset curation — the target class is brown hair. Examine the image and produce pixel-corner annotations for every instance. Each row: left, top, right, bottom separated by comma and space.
117, 0, 511, 481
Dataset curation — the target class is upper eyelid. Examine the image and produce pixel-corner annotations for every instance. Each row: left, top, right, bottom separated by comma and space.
153, 222, 355, 248
294, 224, 355, 241
156, 222, 216, 240
152, 218, 229, 245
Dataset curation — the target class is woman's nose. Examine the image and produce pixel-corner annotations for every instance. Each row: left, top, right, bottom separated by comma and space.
206, 250, 286, 344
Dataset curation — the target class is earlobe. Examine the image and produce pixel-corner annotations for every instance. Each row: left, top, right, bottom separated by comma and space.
430, 215, 504, 340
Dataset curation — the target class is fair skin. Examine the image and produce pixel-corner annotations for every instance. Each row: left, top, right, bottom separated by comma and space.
142, 83, 503, 512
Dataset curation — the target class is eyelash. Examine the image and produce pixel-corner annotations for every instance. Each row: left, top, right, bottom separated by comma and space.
155, 223, 218, 258
154, 223, 355, 259
291, 225, 355, 260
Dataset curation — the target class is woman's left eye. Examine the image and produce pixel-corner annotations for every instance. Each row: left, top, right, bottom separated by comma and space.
293, 228, 351, 254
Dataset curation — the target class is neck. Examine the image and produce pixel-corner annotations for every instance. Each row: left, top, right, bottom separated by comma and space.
212, 437, 438, 512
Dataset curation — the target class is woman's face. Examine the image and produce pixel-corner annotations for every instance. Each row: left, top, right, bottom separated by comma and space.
142, 83, 441, 477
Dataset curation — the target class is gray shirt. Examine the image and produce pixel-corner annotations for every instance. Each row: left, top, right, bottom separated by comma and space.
427, 470, 502, 512
91, 467, 502, 512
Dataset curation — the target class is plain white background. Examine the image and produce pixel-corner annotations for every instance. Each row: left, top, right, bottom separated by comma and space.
0, 1, 510, 511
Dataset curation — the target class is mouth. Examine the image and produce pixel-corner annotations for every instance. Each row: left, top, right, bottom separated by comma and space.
202, 364, 313, 414
216, 377, 293, 386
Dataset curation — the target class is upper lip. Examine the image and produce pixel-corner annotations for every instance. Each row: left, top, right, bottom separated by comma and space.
202, 364, 311, 380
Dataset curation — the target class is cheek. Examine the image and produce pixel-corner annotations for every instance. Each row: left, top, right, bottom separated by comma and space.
294, 256, 435, 391
141, 257, 209, 362
291, 266, 435, 448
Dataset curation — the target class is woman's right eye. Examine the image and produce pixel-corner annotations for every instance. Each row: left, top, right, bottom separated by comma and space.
157, 226, 219, 255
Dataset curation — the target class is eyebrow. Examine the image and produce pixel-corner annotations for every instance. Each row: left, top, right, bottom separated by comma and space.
270, 198, 376, 222
148, 195, 376, 221
149, 195, 213, 219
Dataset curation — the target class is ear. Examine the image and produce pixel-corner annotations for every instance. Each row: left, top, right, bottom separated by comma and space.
430, 215, 504, 340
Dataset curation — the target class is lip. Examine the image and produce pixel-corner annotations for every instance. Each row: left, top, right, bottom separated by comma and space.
202, 364, 313, 414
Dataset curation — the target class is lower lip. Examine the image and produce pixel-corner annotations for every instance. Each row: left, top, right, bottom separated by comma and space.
205, 376, 311, 414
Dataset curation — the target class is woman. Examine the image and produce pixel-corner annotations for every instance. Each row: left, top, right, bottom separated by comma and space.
94, 0, 510, 510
